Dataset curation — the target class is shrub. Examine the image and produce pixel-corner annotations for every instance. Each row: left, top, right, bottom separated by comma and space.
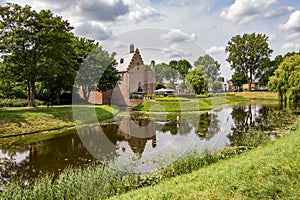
0, 98, 45, 107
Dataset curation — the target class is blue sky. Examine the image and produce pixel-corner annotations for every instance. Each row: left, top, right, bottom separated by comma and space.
3, 0, 300, 79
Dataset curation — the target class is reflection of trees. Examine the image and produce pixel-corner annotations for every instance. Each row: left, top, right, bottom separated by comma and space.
228, 104, 297, 146
0, 133, 96, 184
156, 120, 192, 135
187, 112, 220, 140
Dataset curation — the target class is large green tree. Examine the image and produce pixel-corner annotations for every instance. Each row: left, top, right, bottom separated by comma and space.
0, 3, 74, 106
155, 63, 178, 86
169, 59, 192, 80
268, 54, 300, 103
75, 46, 120, 102
225, 33, 273, 91
258, 55, 283, 86
186, 66, 205, 94
194, 54, 221, 82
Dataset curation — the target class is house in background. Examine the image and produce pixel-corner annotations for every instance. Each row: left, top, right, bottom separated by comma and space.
83, 44, 156, 106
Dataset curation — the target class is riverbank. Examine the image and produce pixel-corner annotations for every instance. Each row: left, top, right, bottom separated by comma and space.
112, 121, 300, 199
1, 117, 298, 199
0, 105, 119, 138
132, 94, 248, 112
0, 92, 278, 137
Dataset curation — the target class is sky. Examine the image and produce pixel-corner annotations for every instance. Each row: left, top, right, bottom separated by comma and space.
2, 0, 300, 79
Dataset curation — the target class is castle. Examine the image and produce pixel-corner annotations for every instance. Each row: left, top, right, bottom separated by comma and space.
85, 44, 156, 106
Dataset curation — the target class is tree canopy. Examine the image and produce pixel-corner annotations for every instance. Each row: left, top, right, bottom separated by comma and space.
186, 66, 205, 94
268, 54, 300, 103
226, 33, 273, 91
0, 3, 74, 106
194, 54, 220, 82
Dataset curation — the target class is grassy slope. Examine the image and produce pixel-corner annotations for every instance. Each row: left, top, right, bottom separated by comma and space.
233, 91, 279, 101
0, 105, 118, 137
111, 128, 300, 200
133, 95, 248, 112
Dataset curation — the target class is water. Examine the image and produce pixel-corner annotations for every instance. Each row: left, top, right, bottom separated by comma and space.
0, 103, 297, 182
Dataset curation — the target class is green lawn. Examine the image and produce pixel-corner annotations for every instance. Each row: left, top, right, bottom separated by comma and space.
0, 105, 119, 137
111, 126, 300, 200
133, 95, 248, 112
232, 91, 279, 101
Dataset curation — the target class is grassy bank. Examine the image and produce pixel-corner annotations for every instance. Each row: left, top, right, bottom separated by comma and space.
233, 91, 279, 101
133, 95, 248, 112
0, 105, 119, 138
112, 126, 300, 199
1, 118, 298, 200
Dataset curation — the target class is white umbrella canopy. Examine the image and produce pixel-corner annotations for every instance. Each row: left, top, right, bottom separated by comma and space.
155, 88, 175, 93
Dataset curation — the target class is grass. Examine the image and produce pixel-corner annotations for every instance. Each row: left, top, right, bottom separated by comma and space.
112, 126, 300, 199
133, 95, 248, 112
0, 105, 119, 137
232, 91, 279, 101
1, 120, 298, 200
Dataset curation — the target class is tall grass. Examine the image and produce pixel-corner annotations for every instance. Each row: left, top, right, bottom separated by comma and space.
0, 145, 257, 199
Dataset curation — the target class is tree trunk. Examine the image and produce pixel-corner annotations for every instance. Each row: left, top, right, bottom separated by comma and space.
27, 81, 31, 107
28, 80, 36, 107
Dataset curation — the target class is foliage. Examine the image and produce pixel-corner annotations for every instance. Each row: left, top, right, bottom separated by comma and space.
231, 70, 247, 91
194, 54, 221, 82
258, 55, 283, 86
185, 66, 205, 94
226, 33, 273, 91
75, 46, 120, 102
211, 82, 223, 93
268, 54, 300, 103
155, 63, 178, 85
0, 98, 44, 107
0, 3, 75, 107
169, 59, 192, 80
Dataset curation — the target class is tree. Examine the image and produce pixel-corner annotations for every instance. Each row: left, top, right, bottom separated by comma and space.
231, 70, 247, 91
225, 33, 273, 91
155, 63, 178, 86
186, 67, 205, 94
169, 59, 192, 80
0, 3, 74, 106
76, 46, 120, 101
268, 54, 300, 103
194, 54, 221, 82
258, 55, 283, 86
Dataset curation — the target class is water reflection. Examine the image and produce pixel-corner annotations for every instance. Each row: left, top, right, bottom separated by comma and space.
0, 104, 297, 182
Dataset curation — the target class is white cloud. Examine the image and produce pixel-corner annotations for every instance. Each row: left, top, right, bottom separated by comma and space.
286, 32, 300, 40
206, 46, 225, 54
264, 6, 295, 19
281, 42, 300, 51
160, 29, 197, 43
162, 43, 191, 58
220, 0, 276, 25
74, 21, 112, 40
280, 10, 300, 31
125, 3, 163, 23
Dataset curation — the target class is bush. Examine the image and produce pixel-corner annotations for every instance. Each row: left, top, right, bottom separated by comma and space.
0, 99, 45, 107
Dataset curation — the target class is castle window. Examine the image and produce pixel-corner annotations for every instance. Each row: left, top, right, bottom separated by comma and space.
137, 66, 139, 70
120, 58, 124, 64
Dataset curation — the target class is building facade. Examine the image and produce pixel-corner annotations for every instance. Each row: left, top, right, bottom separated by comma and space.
81, 44, 156, 106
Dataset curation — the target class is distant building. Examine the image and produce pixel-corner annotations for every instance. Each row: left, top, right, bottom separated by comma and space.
243, 82, 259, 91
80, 44, 156, 106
